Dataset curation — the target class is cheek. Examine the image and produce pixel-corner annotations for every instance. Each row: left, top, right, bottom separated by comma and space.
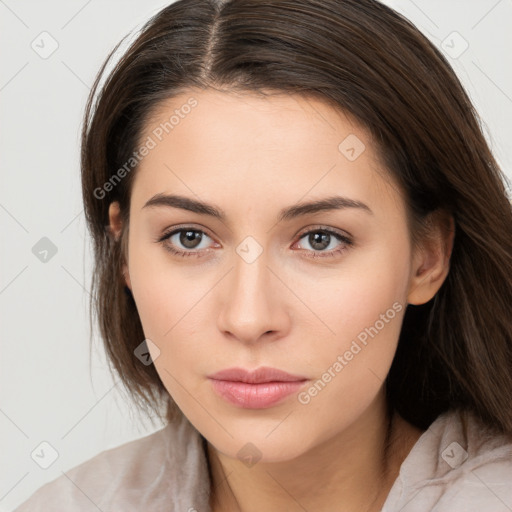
292, 267, 407, 442
300, 241, 409, 404
305, 238, 409, 350
131, 272, 178, 340
127, 244, 212, 392
127, 230, 198, 336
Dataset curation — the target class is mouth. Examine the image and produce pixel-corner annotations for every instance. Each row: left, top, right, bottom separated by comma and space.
207, 366, 308, 409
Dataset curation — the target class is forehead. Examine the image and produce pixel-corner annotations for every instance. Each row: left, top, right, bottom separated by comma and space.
140, 88, 368, 154
130, 88, 403, 222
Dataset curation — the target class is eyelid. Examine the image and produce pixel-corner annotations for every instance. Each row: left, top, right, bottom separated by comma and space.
294, 224, 353, 241
156, 223, 217, 243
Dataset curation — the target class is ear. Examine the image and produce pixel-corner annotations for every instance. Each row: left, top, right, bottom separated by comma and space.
407, 209, 455, 305
108, 201, 131, 290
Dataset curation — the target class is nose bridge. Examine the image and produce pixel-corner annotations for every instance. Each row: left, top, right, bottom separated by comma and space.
237, 239, 272, 295
217, 237, 288, 343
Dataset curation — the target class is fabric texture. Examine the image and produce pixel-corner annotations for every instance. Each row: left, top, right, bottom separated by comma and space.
14, 412, 211, 512
14, 408, 512, 511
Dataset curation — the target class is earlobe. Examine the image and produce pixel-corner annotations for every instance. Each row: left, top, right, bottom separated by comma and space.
407, 264, 443, 306
407, 211, 455, 306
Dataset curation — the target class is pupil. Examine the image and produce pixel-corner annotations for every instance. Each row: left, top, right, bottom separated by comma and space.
180, 230, 201, 249
310, 232, 329, 250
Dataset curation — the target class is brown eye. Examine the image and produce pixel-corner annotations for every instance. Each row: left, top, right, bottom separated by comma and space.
294, 228, 353, 259
307, 231, 332, 251
179, 230, 203, 249
157, 227, 216, 257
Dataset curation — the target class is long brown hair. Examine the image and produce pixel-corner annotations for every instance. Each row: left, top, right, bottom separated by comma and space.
81, 0, 512, 433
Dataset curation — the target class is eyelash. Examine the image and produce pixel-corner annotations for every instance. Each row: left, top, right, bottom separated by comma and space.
156, 225, 353, 259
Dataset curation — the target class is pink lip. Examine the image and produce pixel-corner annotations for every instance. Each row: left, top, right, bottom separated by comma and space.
207, 367, 308, 409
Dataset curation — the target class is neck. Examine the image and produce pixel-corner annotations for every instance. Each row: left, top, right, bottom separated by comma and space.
205, 391, 423, 512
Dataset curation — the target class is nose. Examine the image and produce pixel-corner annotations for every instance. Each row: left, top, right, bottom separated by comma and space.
216, 247, 291, 345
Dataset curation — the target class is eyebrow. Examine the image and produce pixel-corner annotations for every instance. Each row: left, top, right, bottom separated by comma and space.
142, 193, 373, 222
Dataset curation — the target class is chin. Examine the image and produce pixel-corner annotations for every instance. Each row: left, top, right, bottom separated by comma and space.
198, 415, 318, 464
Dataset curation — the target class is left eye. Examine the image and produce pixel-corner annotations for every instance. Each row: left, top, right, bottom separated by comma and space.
292, 228, 352, 258
295, 229, 351, 254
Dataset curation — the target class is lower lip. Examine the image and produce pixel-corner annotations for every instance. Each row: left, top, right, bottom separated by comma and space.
209, 379, 307, 409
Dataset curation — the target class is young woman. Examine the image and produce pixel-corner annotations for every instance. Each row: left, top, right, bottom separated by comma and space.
15, 0, 512, 510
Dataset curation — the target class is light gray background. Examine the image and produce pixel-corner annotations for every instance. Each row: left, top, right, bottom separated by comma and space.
1, 0, 511, 510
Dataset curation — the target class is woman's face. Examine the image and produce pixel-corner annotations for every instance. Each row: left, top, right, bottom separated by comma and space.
120, 88, 420, 462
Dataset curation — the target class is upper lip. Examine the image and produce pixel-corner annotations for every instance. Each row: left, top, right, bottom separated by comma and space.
208, 366, 308, 384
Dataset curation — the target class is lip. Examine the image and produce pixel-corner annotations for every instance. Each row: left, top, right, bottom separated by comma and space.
207, 366, 308, 409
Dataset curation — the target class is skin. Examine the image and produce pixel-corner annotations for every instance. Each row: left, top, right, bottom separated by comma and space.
108, 88, 454, 511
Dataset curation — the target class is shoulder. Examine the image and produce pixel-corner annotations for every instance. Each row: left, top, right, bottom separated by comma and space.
13, 414, 210, 512
383, 408, 512, 511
